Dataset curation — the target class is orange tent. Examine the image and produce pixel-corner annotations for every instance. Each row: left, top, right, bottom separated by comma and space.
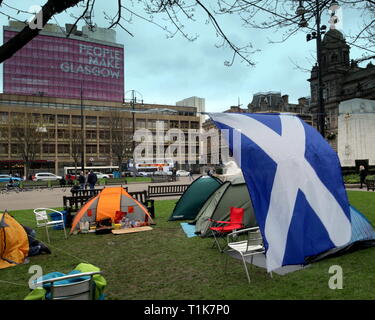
70, 187, 153, 233
0, 212, 29, 269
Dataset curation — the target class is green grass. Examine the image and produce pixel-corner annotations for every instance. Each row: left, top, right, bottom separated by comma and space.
1, 191, 375, 300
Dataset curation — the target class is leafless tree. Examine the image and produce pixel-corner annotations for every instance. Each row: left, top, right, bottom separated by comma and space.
0, 1, 374, 66
109, 111, 132, 170
70, 129, 83, 177
7, 113, 45, 178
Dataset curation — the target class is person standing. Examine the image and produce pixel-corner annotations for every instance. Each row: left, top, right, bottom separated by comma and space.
359, 165, 367, 189
78, 171, 86, 190
87, 170, 98, 191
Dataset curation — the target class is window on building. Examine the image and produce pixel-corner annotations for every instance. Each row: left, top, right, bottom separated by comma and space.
99, 145, 110, 154
170, 120, 179, 129
0, 112, 8, 123
11, 144, 20, 154
86, 116, 97, 126
86, 130, 97, 140
57, 115, 69, 125
86, 144, 97, 154
43, 144, 55, 154
57, 144, 69, 154
136, 119, 146, 129
190, 121, 199, 129
72, 115, 81, 125
180, 121, 189, 129
0, 143, 8, 154
57, 129, 70, 140
99, 117, 110, 126
99, 131, 110, 140
43, 114, 55, 124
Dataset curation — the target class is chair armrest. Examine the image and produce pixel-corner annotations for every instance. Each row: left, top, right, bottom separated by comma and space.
34, 271, 102, 286
227, 227, 260, 241
208, 218, 231, 225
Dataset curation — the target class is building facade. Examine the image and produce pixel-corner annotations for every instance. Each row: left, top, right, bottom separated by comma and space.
308, 28, 375, 150
337, 98, 375, 167
3, 21, 124, 102
201, 94, 313, 170
176, 96, 206, 125
0, 94, 200, 176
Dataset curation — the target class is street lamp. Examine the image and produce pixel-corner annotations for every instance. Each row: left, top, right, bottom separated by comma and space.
296, 0, 340, 138
124, 90, 144, 153
80, 83, 85, 173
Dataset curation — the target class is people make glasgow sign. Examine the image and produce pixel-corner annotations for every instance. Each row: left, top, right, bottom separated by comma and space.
3, 30, 124, 102
60, 43, 122, 79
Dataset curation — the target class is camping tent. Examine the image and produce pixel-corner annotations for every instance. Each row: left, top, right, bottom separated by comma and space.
168, 176, 223, 221
217, 160, 245, 183
0, 212, 29, 269
193, 181, 257, 237
307, 205, 375, 262
70, 187, 153, 233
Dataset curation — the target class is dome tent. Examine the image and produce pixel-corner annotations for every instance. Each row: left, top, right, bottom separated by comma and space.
0, 212, 29, 269
70, 187, 153, 233
168, 176, 223, 221
193, 180, 257, 237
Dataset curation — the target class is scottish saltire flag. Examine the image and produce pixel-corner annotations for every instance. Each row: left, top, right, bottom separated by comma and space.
209, 113, 352, 272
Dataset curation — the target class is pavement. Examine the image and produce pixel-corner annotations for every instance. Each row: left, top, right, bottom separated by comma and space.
0, 175, 197, 212
1, 177, 373, 212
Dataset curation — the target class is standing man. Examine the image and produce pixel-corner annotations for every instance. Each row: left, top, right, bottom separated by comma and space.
87, 170, 98, 192
78, 171, 86, 190
359, 165, 367, 189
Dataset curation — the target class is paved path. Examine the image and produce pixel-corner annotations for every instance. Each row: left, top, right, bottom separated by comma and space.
0, 175, 197, 212
1, 178, 373, 212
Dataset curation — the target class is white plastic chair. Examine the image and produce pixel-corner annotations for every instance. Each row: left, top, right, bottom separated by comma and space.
33, 208, 67, 243
225, 227, 272, 284
33, 271, 102, 300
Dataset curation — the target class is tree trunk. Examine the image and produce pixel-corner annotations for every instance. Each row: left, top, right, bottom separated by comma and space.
0, 0, 82, 63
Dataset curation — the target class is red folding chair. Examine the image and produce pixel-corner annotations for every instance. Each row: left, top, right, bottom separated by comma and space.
209, 207, 245, 252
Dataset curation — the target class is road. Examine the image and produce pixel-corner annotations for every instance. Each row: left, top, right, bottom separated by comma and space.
0, 176, 370, 212
0, 175, 197, 212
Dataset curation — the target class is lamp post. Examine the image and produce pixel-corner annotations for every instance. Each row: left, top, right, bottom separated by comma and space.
124, 90, 144, 153
80, 84, 85, 173
296, 0, 340, 138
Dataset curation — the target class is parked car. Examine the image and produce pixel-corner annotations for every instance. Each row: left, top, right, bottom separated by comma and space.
154, 171, 172, 176
0, 174, 23, 182
33, 172, 62, 181
176, 170, 190, 177
138, 172, 151, 177
94, 172, 110, 179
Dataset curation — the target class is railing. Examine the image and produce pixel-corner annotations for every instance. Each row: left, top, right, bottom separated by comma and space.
148, 184, 189, 198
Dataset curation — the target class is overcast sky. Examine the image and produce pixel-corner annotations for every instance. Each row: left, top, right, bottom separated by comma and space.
0, 1, 371, 112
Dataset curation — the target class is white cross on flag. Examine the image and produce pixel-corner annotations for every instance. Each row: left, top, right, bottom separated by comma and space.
209, 112, 352, 272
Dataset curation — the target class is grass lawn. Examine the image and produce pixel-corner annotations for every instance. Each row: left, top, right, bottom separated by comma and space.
1, 190, 374, 300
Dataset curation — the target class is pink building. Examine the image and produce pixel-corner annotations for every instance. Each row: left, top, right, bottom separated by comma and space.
3, 22, 124, 102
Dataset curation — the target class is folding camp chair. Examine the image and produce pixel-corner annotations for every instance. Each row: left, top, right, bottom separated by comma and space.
33, 271, 102, 300
33, 208, 67, 243
225, 227, 272, 284
208, 207, 245, 253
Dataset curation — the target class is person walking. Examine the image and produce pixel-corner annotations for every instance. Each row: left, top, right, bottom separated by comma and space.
78, 171, 86, 190
189, 169, 194, 181
359, 165, 367, 189
87, 170, 98, 192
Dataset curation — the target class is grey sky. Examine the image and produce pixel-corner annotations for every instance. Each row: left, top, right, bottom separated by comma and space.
0, 1, 371, 112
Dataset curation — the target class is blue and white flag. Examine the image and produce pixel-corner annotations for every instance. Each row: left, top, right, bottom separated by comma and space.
209, 113, 352, 272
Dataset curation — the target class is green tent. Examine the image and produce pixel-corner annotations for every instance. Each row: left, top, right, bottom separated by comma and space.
168, 176, 223, 221
193, 181, 257, 237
